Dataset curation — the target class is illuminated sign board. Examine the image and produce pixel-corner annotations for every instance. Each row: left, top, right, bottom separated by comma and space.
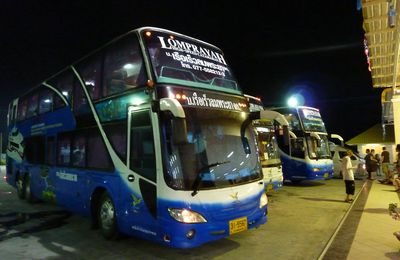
144, 30, 240, 92
299, 108, 326, 133
158, 86, 248, 112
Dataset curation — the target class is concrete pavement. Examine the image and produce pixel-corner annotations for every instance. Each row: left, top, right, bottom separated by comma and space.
321, 178, 400, 259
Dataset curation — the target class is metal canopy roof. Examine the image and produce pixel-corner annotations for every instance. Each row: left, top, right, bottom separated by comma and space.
362, 0, 400, 88
346, 123, 394, 145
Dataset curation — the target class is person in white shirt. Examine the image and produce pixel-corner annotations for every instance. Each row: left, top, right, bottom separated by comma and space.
341, 150, 356, 202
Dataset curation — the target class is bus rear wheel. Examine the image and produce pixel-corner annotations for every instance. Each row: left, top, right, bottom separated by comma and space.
98, 192, 119, 240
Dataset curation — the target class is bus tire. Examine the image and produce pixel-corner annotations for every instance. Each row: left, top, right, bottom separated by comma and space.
24, 175, 36, 203
98, 192, 119, 240
16, 173, 25, 200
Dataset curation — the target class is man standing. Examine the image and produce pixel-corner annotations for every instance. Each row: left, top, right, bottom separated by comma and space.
342, 150, 356, 202
381, 147, 391, 182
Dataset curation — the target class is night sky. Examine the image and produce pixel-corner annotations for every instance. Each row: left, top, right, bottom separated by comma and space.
0, 1, 381, 148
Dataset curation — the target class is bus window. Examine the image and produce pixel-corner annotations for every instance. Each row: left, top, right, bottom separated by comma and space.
104, 122, 127, 163
17, 98, 28, 121
25, 136, 45, 164
72, 134, 86, 167
45, 137, 55, 165
57, 134, 71, 166
291, 138, 305, 159
73, 80, 90, 116
39, 88, 53, 114
53, 93, 65, 110
26, 93, 39, 118
129, 110, 155, 182
50, 71, 74, 107
87, 129, 113, 170
76, 54, 102, 100
103, 35, 145, 97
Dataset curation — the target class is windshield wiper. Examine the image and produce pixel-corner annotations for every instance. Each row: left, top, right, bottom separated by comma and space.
191, 161, 230, 197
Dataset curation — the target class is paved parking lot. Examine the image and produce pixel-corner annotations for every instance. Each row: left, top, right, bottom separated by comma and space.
0, 166, 362, 259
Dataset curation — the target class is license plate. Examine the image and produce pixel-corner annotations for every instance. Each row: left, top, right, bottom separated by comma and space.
323, 173, 329, 178
229, 217, 248, 235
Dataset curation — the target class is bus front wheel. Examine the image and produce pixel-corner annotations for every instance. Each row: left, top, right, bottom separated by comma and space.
98, 192, 119, 240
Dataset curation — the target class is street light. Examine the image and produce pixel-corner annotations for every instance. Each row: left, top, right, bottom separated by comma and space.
287, 94, 305, 107
287, 97, 298, 107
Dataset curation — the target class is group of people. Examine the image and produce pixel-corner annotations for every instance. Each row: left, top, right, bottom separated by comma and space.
341, 146, 399, 203
340, 145, 400, 242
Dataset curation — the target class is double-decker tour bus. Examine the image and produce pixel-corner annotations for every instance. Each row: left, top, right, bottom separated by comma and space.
5, 27, 268, 248
271, 106, 333, 182
245, 95, 287, 191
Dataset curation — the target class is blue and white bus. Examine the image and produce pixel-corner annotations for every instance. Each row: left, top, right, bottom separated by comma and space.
271, 106, 333, 182
246, 95, 286, 191
5, 27, 268, 248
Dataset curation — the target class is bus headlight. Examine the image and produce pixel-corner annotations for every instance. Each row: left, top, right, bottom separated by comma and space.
312, 167, 321, 172
168, 208, 207, 223
259, 193, 268, 208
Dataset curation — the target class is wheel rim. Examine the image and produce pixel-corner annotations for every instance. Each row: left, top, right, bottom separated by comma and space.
100, 199, 115, 230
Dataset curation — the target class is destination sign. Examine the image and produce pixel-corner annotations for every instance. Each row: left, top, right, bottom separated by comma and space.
144, 30, 240, 92
157, 86, 248, 112
299, 108, 326, 133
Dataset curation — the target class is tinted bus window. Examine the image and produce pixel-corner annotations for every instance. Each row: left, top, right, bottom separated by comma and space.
77, 55, 103, 100
26, 93, 39, 118
87, 129, 113, 170
72, 134, 86, 167
17, 98, 28, 121
104, 122, 127, 163
57, 134, 71, 166
25, 136, 45, 164
39, 88, 53, 114
50, 71, 74, 106
46, 137, 55, 165
103, 35, 146, 97
73, 80, 90, 116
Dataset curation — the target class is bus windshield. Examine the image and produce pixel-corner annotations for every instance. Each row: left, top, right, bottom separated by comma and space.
143, 30, 241, 93
161, 108, 262, 190
306, 135, 331, 159
256, 128, 280, 163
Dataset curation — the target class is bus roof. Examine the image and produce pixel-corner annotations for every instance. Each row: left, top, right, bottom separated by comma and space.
16, 27, 225, 99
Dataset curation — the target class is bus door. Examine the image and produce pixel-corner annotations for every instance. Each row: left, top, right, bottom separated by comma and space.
285, 136, 306, 178
126, 106, 158, 225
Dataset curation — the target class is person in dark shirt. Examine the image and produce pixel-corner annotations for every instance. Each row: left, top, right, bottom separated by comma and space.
364, 148, 377, 180
381, 147, 391, 182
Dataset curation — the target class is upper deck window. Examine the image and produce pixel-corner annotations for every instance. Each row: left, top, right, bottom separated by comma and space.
103, 35, 146, 97
143, 30, 241, 94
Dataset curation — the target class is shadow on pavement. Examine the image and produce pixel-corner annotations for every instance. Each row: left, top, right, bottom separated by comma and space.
300, 197, 346, 203
0, 210, 71, 241
284, 180, 326, 187
354, 207, 388, 214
